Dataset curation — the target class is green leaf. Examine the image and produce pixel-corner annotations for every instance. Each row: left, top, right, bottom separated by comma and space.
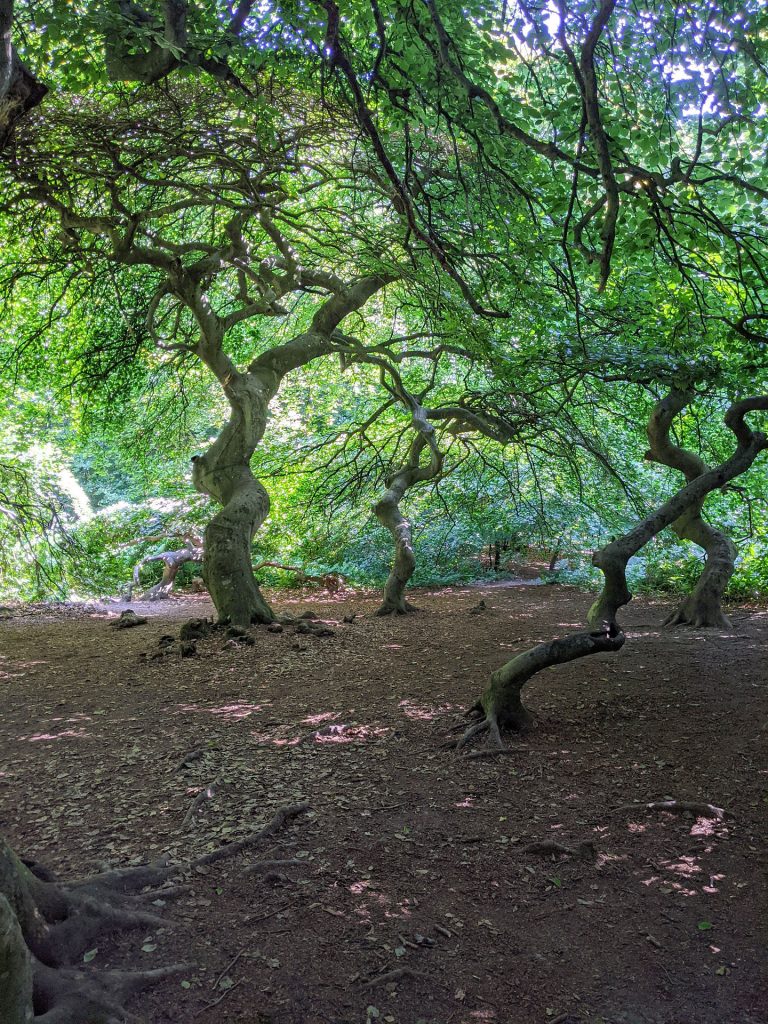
83, 948, 98, 963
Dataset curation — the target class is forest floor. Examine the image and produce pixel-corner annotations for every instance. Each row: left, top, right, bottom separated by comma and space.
0, 581, 766, 1024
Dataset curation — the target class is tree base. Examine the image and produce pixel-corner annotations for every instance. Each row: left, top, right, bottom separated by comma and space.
374, 600, 419, 617
0, 838, 186, 1023
455, 627, 626, 752
0, 802, 311, 1021
456, 698, 534, 751
663, 601, 732, 629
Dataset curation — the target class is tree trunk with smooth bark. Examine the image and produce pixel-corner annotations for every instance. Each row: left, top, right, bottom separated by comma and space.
191, 275, 391, 628
192, 372, 276, 627
646, 389, 736, 628
374, 404, 443, 615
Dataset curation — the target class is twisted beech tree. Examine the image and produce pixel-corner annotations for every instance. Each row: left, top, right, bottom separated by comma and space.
459, 394, 768, 749
373, 396, 444, 615
346, 346, 541, 614
645, 390, 738, 629
2, 89, 407, 626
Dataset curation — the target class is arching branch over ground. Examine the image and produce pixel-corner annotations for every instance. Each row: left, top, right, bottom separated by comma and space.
646, 389, 737, 628
457, 394, 768, 751
131, 536, 204, 600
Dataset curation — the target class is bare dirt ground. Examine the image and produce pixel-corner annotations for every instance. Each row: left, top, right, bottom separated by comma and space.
0, 582, 766, 1024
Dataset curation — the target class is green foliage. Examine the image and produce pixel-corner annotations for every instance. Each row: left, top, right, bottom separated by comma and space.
1, 0, 768, 610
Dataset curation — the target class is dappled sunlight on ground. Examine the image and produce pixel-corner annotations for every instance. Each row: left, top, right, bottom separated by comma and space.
175, 701, 272, 720
0, 653, 48, 680
398, 698, 460, 721
1, 585, 765, 1023
251, 721, 390, 747
301, 711, 341, 725
23, 728, 91, 742
314, 724, 390, 744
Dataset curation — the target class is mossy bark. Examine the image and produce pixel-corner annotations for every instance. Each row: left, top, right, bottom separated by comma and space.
0, 894, 33, 1024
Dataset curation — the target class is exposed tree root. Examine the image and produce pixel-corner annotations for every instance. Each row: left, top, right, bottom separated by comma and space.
0, 835, 189, 1023
375, 600, 419, 617
191, 801, 311, 868
112, 609, 147, 629
614, 800, 732, 820
663, 604, 732, 630
455, 709, 505, 752
464, 747, 525, 760
0, 800, 312, 1021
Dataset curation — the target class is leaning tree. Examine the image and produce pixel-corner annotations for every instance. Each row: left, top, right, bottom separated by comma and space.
458, 393, 768, 748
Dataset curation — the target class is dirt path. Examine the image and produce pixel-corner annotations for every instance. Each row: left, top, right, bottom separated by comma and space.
0, 584, 766, 1024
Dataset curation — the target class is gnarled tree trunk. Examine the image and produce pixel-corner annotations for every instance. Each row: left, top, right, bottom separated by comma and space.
190, 274, 392, 629
0, 2, 47, 153
192, 373, 276, 628
646, 389, 736, 628
458, 395, 768, 750
374, 403, 443, 615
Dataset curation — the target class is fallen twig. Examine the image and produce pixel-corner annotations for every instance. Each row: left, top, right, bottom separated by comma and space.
465, 748, 527, 760
193, 980, 241, 1015
613, 800, 732, 820
244, 898, 302, 925
211, 948, 245, 991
